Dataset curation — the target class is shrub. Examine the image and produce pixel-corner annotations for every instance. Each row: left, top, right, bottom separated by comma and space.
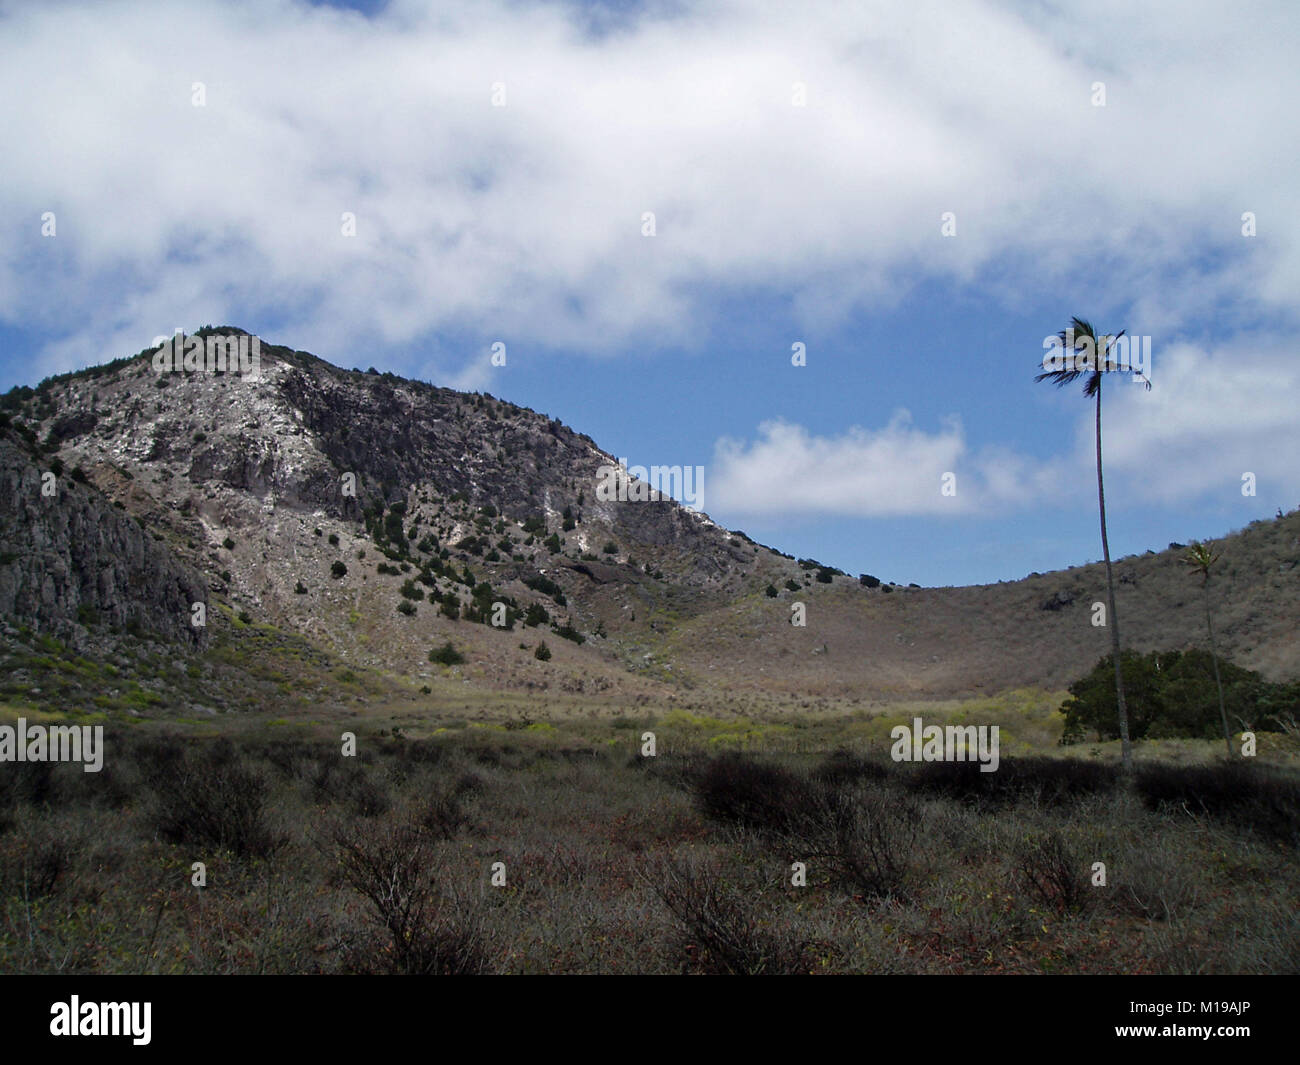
328, 533, 340, 546
330, 561, 348, 579
650, 858, 810, 975
1014, 830, 1091, 916
691, 753, 820, 835
429, 641, 465, 666
222, 537, 236, 550
904, 756, 1118, 809
418, 778, 478, 841
0, 830, 71, 899
534, 641, 552, 661
294, 581, 308, 594
397, 600, 417, 616
553, 622, 585, 644
784, 579, 800, 592
1135, 762, 1300, 845
523, 574, 566, 605
794, 782, 922, 900
146, 740, 283, 858
313, 761, 392, 818
859, 574, 881, 588
332, 818, 491, 975
812, 748, 889, 788
764, 584, 778, 597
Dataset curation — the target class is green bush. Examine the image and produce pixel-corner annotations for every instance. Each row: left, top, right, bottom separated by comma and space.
1060, 649, 1290, 744
429, 641, 465, 666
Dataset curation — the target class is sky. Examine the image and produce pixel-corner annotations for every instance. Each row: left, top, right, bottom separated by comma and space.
1, 0, 1296, 588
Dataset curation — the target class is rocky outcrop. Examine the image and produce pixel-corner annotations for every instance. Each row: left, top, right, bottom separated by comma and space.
0, 429, 208, 647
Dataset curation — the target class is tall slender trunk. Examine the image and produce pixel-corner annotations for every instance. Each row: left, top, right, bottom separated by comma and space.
1203, 577, 1232, 758
1096, 375, 1133, 770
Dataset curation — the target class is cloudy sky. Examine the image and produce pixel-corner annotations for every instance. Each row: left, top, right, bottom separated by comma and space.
2, 0, 1296, 586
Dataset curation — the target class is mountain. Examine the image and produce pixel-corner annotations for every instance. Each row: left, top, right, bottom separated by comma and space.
1, 326, 1296, 721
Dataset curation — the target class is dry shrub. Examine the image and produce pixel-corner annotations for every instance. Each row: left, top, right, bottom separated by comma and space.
648, 857, 811, 975
332, 817, 491, 975
1013, 830, 1091, 916
146, 739, 284, 859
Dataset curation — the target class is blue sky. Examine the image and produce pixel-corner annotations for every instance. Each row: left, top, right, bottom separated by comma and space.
2, 0, 1296, 587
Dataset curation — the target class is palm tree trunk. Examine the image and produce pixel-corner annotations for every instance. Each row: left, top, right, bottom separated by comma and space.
1204, 578, 1232, 758
1096, 377, 1133, 769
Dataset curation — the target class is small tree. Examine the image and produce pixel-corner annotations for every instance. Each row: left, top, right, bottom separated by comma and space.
1183, 541, 1233, 758
534, 641, 552, 661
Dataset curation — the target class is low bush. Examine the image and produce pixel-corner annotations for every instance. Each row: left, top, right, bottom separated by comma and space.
1135, 762, 1300, 845
904, 756, 1119, 808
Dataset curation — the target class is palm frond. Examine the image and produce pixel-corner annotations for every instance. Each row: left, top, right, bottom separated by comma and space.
1036, 318, 1148, 394
1181, 540, 1220, 576
1034, 367, 1085, 388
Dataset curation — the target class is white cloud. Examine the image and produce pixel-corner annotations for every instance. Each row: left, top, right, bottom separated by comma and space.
711, 334, 1300, 520
709, 411, 1062, 516
1, 0, 1297, 383
1087, 337, 1300, 507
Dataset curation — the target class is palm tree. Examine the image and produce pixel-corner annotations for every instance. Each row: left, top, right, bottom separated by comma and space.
1036, 317, 1150, 771
1182, 541, 1233, 758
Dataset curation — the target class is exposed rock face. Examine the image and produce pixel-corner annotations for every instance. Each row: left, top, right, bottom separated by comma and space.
24, 329, 759, 590
0, 429, 208, 647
